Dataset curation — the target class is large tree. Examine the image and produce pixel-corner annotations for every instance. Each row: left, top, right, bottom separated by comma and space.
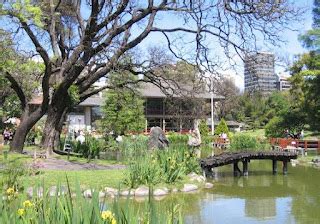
0, 1, 301, 154
213, 76, 240, 120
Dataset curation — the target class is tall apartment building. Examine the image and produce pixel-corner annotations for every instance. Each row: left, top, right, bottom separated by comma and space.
244, 52, 278, 95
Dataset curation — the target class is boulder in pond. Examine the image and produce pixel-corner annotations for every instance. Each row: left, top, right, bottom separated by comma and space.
180, 184, 198, 192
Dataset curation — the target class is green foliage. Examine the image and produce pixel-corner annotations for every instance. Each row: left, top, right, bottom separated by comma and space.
2, 94, 21, 118
3, 0, 44, 27
67, 85, 80, 106
73, 136, 104, 160
0, 182, 183, 224
1, 161, 26, 192
265, 117, 286, 138
101, 87, 145, 136
117, 135, 148, 158
124, 154, 162, 188
167, 133, 188, 144
215, 118, 229, 135
229, 134, 261, 151
199, 120, 209, 137
265, 116, 284, 138
124, 145, 200, 188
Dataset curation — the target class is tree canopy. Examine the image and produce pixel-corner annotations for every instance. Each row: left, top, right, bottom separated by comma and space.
0, 0, 302, 152
101, 73, 145, 136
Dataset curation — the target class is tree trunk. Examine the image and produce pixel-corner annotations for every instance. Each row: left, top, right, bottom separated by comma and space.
41, 94, 70, 156
10, 107, 44, 153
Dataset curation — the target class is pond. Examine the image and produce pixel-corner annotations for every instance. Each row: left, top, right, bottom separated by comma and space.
111, 161, 320, 223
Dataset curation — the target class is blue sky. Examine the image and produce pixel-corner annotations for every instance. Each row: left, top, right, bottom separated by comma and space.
1, 1, 314, 90
138, 0, 315, 90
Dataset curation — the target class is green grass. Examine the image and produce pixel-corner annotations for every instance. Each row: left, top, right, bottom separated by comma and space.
0, 151, 33, 165
303, 130, 320, 140
21, 170, 125, 190
241, 129, 266, 138
54, 155, 122, 166
0, 151, 125, 190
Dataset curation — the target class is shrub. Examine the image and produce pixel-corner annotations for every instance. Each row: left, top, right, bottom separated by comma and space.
1, 161, 27, 192
118, 135, 148, 158
167, 133, 188, 145
124, 145, 200, 187
230, 133, 260, 151
199, 120, 209, 137
215, 118, 229, 136
73, 135, 104, 159
124, 154, 162, 188
265, 116, 284, 137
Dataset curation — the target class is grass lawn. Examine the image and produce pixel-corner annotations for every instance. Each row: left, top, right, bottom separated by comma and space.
0, 150, 126, 190
238, 129, 266, 138
304, 130, 320, 140
21, 169, 126, 190
0, 151, 33, 165
54, 155, 122, 166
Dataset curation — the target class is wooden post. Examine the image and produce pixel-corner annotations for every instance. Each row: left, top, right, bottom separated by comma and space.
272, 160, 277, 175
242, 160, 248, 176
233, 162, 241, 176
203, 166, 211, 178
283, 160, 288, 175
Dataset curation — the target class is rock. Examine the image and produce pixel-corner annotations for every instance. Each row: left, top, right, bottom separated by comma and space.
104, 187, 119, 196
204, 182, 214, 189
120, 189, 135, 196
26, 187, 43, 198
135, 186, 149, 197
187, 128, 201, 147
148, 127, 169, 150
134, 197, 146, 202
171, 188, 178, 193
154, 195, 167, 201
49, 186, 66, 197
188, 173, 206, 182
153, 188, 169, 196
83, 189, 93, 198
99, 191, 106, 198
180, 184, 198, 192
312, 157, 320, 163
116, 135, 123, 143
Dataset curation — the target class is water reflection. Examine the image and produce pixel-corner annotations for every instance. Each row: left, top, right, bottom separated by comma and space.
103, 161, 320, 223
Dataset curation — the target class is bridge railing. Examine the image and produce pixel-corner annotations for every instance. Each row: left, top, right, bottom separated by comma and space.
270, 138, 320, 153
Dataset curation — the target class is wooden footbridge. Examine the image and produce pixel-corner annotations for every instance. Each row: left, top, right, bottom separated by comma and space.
200, 151, 298, 177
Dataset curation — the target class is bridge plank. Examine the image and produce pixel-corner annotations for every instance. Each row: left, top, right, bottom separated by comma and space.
200, 151, 298, 169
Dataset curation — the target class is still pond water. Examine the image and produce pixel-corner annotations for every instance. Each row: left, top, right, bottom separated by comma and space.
115, 161, 320, 224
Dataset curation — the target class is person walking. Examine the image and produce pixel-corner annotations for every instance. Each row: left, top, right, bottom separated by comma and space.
300, 130, 304, 139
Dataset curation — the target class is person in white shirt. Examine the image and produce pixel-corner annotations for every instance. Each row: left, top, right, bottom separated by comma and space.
76, 131, 85, 144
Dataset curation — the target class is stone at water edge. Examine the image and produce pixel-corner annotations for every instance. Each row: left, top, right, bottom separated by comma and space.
83, 189, 106, 198
180, 184, 198, 192
153, 187, 169, 196
83, 189, 93, 198
104, 187, 119, 196
204, 182, 214, 189
134, 186, 149, 197
171, 188, 178, 193
26, 187, 44, 198
188, 172, 206, 183
49, 186, 67, 197
120, 189, 135, 196
99, 191, 106, 198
